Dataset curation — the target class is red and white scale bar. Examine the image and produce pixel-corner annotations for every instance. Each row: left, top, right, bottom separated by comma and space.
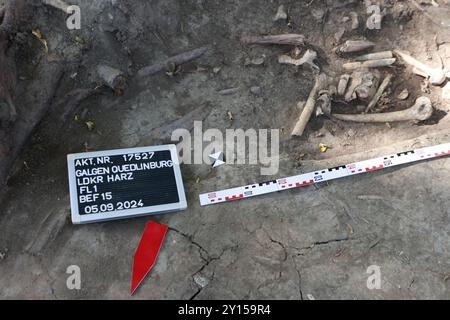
199, 142, 450, 206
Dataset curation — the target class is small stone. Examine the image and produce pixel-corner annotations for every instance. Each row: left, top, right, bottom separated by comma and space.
213, 67, 221, 74
250, 86, 262, 95
166, 91, 175, 99
306, 293, 315, 300
193, 273, 209, 288
397, 88, 409, 100
244, 56, 265, 66
273, 5, 287, 21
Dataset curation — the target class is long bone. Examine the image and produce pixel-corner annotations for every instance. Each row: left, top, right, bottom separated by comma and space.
394, 50, 448, 86
332, 96, 433, 123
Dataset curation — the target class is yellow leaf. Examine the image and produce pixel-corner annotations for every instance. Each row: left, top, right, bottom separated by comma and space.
319, 143, 328, 153
32, 29, 43, 39
86, 121, 95, 131
74, 36, 85, 45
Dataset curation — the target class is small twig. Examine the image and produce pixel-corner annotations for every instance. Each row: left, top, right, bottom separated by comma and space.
138, 46, 209, 77
354, 51, 393, 62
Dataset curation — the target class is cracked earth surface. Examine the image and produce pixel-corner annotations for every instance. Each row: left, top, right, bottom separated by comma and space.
1, 0, 450, 299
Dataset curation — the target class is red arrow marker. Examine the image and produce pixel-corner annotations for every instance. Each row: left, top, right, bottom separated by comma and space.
130, 221, 168, 295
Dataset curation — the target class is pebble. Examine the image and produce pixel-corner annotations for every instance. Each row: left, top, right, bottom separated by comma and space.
193, 273, 209, 288
0, 248, 8, 260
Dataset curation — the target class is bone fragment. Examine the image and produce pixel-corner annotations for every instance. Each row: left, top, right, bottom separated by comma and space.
354, 51, 393, 61
394, 49, 448, 85
365, 74, 393, 113
339, 40, 375, 53
278, 49, 319, 70
291, 74, 328, 136
343, 58, 396, 71
338, 74, 350, 96
273, 5, 287, 21
344, 71, 377, 102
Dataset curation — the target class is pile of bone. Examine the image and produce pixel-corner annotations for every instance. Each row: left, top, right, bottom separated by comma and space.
324, 39, 450, 123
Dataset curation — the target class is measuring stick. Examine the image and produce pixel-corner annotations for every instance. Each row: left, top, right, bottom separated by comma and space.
199, 142, 450, 206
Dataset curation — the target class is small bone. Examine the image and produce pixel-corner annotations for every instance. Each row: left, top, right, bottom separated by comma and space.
278, 49, 319, 70
394, 50, 448, 85
343, 58, 396, 71
354, 51, 393, 61
240, 34, 305, 46
291, 73, 328, 136
273, 5, 287, 21
338, 74, 350, 96
339, 40, 375, 53
344, 71, 378, 102
365, 74, 393, 113
316, 92, 331, 117
333, 96, 433, 123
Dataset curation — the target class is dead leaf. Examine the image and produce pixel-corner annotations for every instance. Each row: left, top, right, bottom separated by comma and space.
32, 29, 48, 53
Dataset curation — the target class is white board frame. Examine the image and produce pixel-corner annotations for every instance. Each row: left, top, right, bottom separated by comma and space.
67, 144, 187, 224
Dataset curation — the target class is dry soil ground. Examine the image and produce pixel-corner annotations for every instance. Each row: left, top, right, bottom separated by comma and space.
1, 0, 450, 299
